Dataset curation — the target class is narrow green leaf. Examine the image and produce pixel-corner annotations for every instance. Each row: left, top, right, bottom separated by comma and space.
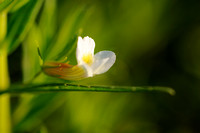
22, 24, 42, 83
0, 0, 13, 12
0, 83, 175, 96
38, 0, 56, 58
37, 46, 43, 62
54, 34, 78, 62
9, 0, 30, 13
4, 0, 43, 54
13, 93, 66, 132
44, 5, 89, 61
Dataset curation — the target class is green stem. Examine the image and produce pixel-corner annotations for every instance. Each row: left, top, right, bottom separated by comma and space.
25, 70, 42, 84
0, 1, 11, 132
0, 50, 11, 133
0, 83, 175, 96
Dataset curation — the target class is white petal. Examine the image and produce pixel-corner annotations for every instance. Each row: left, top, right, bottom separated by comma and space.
76, 37, 83, 64
76, 36, 95, 65
79, 64, 93, 77
91, 51, 116, 75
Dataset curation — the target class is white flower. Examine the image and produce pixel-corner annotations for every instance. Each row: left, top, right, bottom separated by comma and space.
76, 36, 116, 77
42, 36, 116, 80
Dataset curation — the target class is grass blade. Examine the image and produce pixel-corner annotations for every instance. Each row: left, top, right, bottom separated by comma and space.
44, 5, 89, 61
0, 83, 175, 96
9, 0, 30, 13
5, 0, 43, 54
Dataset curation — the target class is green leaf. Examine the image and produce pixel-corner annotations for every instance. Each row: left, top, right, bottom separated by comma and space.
22, 24, 42, 83
0, 0, 13, 12
9, 0, 30, 13
54, 34, 78, 62
13, 93, 66, 132
44, 5, 89, 61
4, 0, 43, 54
38, 0, 56, 58
0, 83, 175, 96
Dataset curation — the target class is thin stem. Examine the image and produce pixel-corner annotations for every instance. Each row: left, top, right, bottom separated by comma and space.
0, 83, 175, 96
25, 70, 42, 84
0, 1, 11, 132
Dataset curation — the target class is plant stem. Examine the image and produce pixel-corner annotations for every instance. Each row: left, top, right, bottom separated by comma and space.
25, 70, 42, 84
0, 50, 11, 133
0, 0, 11, 132
0, 83, 175, 96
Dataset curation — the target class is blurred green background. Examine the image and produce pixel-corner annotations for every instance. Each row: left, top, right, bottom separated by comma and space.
5, 0, 200, 132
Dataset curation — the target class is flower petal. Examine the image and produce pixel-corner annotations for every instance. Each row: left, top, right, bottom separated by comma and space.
79, 64, 93, 77
76, 36, 95, 65
91, 51, 116, 75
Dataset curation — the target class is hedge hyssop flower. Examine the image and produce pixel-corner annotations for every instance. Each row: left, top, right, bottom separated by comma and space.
43, 36, 116, 80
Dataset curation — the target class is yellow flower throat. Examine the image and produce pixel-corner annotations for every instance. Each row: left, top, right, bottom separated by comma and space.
82, 54, 93, 65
